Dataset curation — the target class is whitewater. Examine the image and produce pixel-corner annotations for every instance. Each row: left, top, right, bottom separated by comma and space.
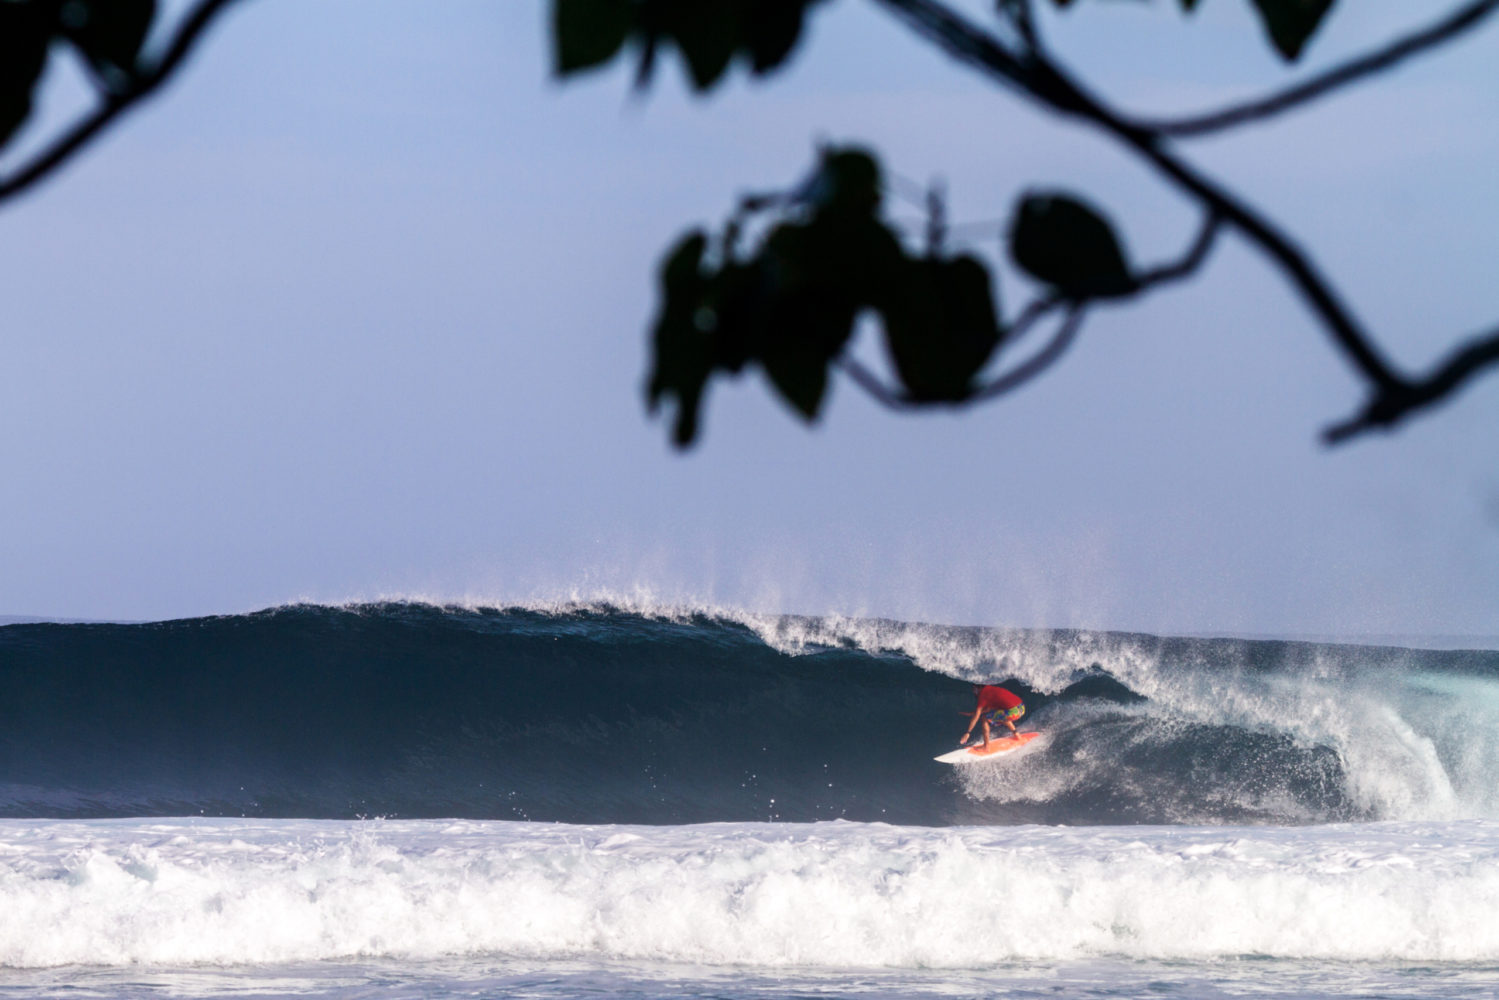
3, 601, 1498, 998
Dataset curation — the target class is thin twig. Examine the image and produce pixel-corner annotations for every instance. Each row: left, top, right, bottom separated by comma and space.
1006, 295, 1064, 346
1134, 212, 1222, 286
1008, 211, 1222, 345
1324, 327, 1499, 443
0, 0, 245, 206
1137, 0, 1499, 138
971, 306, 1085, 402
873, 0, 1035, 94
997, 0, 1037, 51
722, 188, 791, 259
884, 169, 932, 212
925, 179, 946, 255
835, 355, 917, 411
836, 306, 1088, 409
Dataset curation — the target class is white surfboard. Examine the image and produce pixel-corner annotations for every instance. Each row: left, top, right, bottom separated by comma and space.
934, 730, 1041, 764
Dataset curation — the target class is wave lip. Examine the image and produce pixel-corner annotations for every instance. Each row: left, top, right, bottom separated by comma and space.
3, 818, 1499, 968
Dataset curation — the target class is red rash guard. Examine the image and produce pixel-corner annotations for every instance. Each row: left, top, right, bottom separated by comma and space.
976, 686, 1023, 712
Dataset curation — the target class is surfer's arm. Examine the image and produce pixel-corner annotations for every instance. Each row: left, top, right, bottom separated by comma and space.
960, 706, 982, 744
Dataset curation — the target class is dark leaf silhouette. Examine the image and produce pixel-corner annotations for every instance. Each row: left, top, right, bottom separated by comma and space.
643, 147, 914, 441
553, 0, 632, 74
743, 0, 820, 72
758, 333, 832, 419
553, 0, 827, 91
805, 148, 882, 218
1249, 0, 1336, 61
752, 216, 898, 418
880, 256, 1004, 402
1009, 192, 1134, 300
646, 231, 716, 446
661, 1, 741, 89
0, 2, 56, 149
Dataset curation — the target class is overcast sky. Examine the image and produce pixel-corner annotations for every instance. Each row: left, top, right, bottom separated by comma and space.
1, 0, 1495, 638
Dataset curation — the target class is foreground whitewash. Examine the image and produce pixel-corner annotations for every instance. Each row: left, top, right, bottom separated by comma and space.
1, 818, 1497, 968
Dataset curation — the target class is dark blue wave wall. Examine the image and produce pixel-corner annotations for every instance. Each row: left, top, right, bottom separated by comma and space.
2, 604, 1494, 825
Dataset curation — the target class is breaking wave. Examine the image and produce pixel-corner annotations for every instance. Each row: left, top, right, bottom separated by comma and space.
2, 602, 1496, 825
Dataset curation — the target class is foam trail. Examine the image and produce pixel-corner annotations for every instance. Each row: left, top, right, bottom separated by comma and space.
4, 819, 1499, 969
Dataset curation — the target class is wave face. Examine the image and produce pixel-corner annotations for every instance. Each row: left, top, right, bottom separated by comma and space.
2, 603, 1497, 825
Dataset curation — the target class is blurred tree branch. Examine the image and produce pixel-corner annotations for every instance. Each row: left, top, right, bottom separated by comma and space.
870, 0, 1499, 442
1, 0, 1494, 450
596, 0, 1498, 445
0, 0, 243, 206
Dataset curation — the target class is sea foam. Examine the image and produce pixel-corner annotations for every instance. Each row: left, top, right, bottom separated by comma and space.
3, 818, 1498, 968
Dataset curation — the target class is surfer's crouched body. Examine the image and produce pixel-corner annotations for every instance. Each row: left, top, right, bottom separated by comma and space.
961, 683, 1025, 748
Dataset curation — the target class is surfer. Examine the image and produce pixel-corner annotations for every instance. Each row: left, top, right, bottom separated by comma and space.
960, 683, 1025, 748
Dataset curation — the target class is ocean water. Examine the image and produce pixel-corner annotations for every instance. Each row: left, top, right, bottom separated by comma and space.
2, 602, 1498, 998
